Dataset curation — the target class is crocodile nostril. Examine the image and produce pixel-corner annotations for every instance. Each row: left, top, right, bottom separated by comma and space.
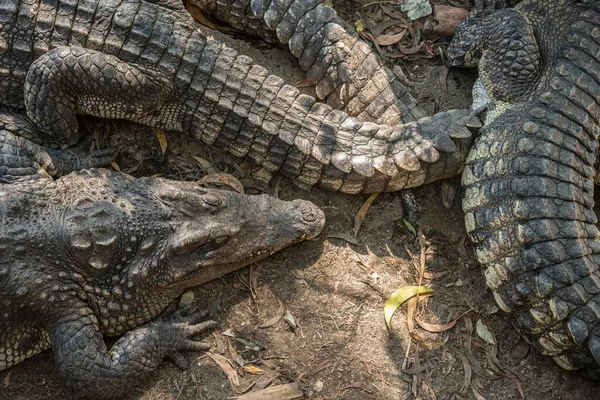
294, 201, 325, 238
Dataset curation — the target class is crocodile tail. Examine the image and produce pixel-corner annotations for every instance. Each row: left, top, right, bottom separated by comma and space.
181, 41, 476, 193
186, 0, 425, 125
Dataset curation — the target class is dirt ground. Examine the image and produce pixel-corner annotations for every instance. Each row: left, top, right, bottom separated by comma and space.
1, 1, 599, 399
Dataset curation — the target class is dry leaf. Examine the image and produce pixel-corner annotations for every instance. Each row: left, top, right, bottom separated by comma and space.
253, 370, 281, 391
311, 359, 334, 376
192, 156, 218, 174
198, 173, 245, 194
354, 192, 379, 236
228, 339, 238, 364
476, 319, 496, 345
153, 128, 167, 156
440, 180, 456, 209
206, 352, 239, 387
236, 382, 303, 400
375, 30, 406, 46
410, 331, 444, 350
284, 310, 297, 331
407, 296, 417, 332
415, 317, 457, 332
510, 342, 530, 361
456, 351, 472, 393
185, 1, 233, 32
258, 301, 285, 328
244, 365, 265, 375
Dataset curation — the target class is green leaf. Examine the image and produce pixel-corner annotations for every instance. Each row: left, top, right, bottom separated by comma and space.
384, 286, 434, 330
403, 219, 417, 237
401, 0, 433, 21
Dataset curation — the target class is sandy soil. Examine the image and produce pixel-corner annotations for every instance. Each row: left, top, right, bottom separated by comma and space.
1, 1, 598, 399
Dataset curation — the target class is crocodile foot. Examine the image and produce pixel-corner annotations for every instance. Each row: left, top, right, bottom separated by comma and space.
157, 309, 218, 369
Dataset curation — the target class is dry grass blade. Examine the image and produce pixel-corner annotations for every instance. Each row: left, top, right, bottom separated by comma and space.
293, 78, 314, 88
354, 192, 379, 236
465, 353, 498, 380
440, 179, 455, 209
192, 156, 218, 174
236, 383, 303, 400
310, 359, 334, 376
415, 317, 457, 332
258, 301, 285, 329
422, 269, 451, 279
197, 173, 245, 194
206, 352, 239, 387
406, 295, 417, 332
2, 370, 11, 388
407, 230, 428, 332
228, 339, 238, 364
152, 128, 168, 156
327, 232, 361, 246
109, 161, 121, 172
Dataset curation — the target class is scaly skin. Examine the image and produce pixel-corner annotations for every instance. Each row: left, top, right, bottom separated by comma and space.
187, 0, 426, 124
0, 0, 478, 194
448, 0, 600, 376
0, 111, 325, 397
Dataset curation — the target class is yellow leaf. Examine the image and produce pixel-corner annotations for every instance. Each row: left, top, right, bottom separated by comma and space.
355, 19, 365, 32
354, 192, 379, 236
109, 161, 121, 172
384, 286, 434, 330
243, 365, 265, 375
153, 128, 168, 156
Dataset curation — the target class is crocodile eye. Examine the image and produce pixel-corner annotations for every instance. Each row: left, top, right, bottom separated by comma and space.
214, 235, 228, 245
202, 194, 225, 213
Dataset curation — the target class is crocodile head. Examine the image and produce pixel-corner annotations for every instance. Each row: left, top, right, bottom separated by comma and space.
4, 169, 324, 331
56, 169, 324, 289
446, 13, 487, 68
148, 177, 326, 289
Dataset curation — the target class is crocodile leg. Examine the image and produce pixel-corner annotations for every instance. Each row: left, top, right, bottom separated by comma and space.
50, 308, 216, 398
23, 42, 478, 193
25, 46, 176, 147
188, 0, 425, 124
0, 110, 113, 183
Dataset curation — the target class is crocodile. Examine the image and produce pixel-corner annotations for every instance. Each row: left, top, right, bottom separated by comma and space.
0, 110, 325, 397
0, 0, 479, 195
186, 0, 426, 125
447, 0, 600, 377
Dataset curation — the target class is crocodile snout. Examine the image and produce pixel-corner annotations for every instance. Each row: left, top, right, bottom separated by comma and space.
292, 200, 325, 239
